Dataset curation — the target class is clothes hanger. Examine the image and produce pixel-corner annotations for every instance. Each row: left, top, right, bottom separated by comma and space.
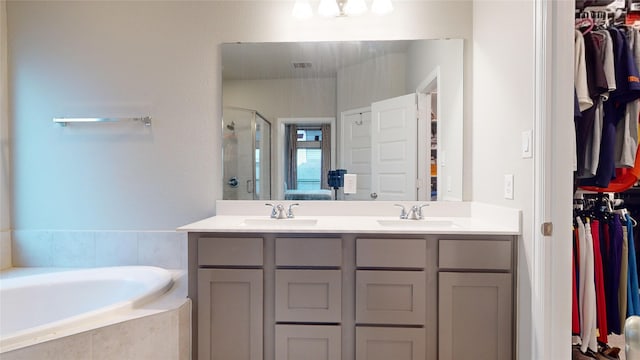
576, 16, 596, 34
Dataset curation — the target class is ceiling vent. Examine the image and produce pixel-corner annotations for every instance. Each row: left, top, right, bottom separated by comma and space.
292, 62, 313, 69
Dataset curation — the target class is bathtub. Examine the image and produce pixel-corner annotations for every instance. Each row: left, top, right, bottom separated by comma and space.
0, 266, 176, 353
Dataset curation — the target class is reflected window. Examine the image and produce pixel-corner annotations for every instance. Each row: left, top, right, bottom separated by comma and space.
296, 128, 322, 189
286, 125, 330, 191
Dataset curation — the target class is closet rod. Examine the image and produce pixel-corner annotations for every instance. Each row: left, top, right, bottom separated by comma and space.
53, 116, 152, 127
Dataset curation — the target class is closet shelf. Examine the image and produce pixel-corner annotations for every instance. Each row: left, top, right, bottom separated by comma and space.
53, 116, 152, 127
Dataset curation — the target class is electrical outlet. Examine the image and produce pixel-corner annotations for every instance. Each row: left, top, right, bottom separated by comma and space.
504, 174, 514, 200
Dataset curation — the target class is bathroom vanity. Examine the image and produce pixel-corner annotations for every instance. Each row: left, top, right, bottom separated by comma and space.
180, 201, 520, 360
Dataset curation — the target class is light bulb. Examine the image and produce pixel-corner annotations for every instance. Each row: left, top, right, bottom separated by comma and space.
318, 0, 340, 17
371, 0, 393, 15
344, 0, 367, 16
292, 0, 313, 19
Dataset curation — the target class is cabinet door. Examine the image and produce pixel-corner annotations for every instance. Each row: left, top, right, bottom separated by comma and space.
438, 272, 512, 360
355, 327, 425, 360
275, 325, 341, 360
198, 269, 263, 360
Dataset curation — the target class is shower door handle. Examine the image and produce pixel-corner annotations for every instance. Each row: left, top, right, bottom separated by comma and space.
246, 180, 254, 193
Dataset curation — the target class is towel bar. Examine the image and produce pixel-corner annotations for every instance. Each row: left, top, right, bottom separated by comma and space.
53, 116, 152, 127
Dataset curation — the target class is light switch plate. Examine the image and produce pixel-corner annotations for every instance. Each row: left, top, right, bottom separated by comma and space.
504, 174, 514, 200
343, 174, 357, 194
522, 130, 533, 158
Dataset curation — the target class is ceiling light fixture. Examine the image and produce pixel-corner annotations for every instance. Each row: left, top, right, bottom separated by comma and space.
293, 0, 394, 19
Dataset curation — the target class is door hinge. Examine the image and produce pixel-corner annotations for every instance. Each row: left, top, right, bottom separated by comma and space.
541, 222, 553, 236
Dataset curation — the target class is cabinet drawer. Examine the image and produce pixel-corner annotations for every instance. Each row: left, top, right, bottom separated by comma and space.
198, 237, 263, 266
356, 270, 425, 325
356, 238, 426, 268
438, 239, 511, 270
276, 237, 342, 267
276, 269, 342, 323
276, 325, 341, 360
356, 327, 426, 360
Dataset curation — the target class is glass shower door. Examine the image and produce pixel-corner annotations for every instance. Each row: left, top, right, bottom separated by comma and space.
223, 107, 271, 200
254, 113, 271, 200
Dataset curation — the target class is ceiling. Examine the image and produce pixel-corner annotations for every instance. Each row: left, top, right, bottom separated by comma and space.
221, 40, 412, 80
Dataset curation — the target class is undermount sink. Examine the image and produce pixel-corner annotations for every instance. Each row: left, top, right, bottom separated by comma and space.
238, 218, 318, 227
377, 219, 459, 228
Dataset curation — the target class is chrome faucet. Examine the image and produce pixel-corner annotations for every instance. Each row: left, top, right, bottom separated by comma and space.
266, 203, 300, 219
394, 204, 429, 220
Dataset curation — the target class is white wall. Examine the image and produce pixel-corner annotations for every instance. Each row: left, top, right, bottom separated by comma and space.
406, 39, 464, 201
1, 0, 10, 268
472, 1, 535, 359
224, 77, 337, 123
7, 0, 473, 231
336, 52, 407, 115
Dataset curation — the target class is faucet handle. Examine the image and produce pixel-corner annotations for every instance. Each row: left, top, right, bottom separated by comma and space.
265, 203, 277, 218
394, 204, 407, 219
417, 204, 430, 219
287, 203, 300, 218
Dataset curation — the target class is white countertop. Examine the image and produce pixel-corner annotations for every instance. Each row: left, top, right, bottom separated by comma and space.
178, 201, 521, 235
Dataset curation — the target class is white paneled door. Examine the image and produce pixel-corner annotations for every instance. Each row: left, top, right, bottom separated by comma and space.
340, 108, 373, 200
371, 94, 418, 201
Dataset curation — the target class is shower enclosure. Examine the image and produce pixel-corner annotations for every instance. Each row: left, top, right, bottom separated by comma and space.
223, 107, 272, 200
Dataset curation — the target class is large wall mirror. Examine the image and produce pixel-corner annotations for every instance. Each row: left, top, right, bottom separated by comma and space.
222, 39, 464, 201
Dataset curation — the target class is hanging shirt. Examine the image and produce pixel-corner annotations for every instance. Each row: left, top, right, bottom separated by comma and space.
591, 219, 608, 343
586, 30, 616, 177
607, 214, 624, 334
626, 213, 640, 316
574, 90, 581, 172
579, 217, 598, 352
577, 31, 610, 179
585, 101, 604, 177
620, 224, 629, 328
595, 29, 617, 98
615, 27, 640, 168
576, 30, 594, 111
581, 27, 640, 188
573, 236, 581, 335
608, 27, 640, 107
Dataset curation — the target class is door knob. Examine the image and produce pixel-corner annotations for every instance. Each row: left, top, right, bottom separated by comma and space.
370, 192, 378, 199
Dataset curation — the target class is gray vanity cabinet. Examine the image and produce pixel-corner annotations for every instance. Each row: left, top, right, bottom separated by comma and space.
198, 268, 263, 360
354, 238, 427, 360
196, 237, 264, 360
437, 239, 514, 360
274, 237, 343, 360
189, 234, 515, 360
